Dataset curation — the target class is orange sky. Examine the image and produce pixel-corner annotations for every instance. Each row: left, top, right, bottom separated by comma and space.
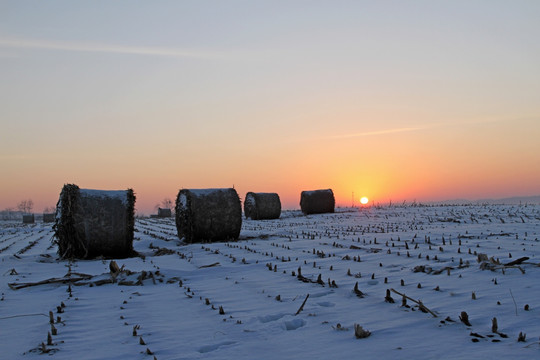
1, 2, 540, 214
2, 116, 538, 214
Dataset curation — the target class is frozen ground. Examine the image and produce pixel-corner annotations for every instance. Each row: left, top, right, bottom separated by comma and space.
1, 205, 539, 359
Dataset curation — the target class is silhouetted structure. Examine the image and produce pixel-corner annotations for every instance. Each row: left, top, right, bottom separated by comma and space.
157, 208, 172, 218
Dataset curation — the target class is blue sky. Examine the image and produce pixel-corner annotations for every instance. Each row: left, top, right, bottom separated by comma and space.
1, 1, 539, 213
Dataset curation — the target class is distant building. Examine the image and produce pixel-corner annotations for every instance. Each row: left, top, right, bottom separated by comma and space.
157, 208, 172, 218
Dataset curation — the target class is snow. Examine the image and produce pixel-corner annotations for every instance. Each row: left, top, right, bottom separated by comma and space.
185, 188, 232, 197
177, 189, 234, 209
79, 189, 130, 205
244, 193, 255, 207
302, 189, 333, 195
1, 205, 540, 359
178, 193, 188, 208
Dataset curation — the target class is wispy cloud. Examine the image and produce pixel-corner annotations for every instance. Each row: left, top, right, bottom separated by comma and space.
0, 36, 225, 59
325, 117, 537, 141
328, 126, 427, 140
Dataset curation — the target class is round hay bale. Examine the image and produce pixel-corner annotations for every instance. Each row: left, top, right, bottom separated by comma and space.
300, 189, 335, 215
23, 214, 35, 224
53, 184, 136, 259
43, 213, 56, 223
175, 188, 242, 243
244, 192, 281, 220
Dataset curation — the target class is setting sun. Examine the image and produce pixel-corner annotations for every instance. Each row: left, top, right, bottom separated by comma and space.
360, 196, 369, 205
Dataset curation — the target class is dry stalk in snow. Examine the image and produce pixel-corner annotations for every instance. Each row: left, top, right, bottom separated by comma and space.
354, 324, 371, 339
389, 289, 437, 317
491, 318, 498, 333
9, 275, 92, 290
295, 294, 310, 316
353, 282, 365, 298
459, 311, 472, 326
505, 257, 529, 266
385, 289, 395, 303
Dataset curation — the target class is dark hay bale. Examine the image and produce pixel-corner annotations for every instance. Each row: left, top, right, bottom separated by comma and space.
23, 214, 35, 224
244, 192, 281, 220
300, 189, 335, 215
175, 188, 242, 243
43, 213, 55, 223
53, 184, 136, 259
157, 208, 172, 218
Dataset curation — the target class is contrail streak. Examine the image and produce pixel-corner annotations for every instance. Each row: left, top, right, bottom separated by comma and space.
0, 36, 225, 59
326, 117, 537, 140
328, 126, 425, 139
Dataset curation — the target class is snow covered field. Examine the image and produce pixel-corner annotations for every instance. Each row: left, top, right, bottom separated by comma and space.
1, 205, 539, 359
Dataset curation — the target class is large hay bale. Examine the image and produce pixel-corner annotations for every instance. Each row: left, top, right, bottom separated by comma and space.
23, 214, 35, 224
53, 184, 136, 259
43, 213, 55, 223
244, 192, 281, 220
157, 208, 172, 218
300, 189, 335, 215
175, 188, 242, 243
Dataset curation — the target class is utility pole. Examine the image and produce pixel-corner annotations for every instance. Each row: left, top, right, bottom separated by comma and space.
352, 192, 355, 208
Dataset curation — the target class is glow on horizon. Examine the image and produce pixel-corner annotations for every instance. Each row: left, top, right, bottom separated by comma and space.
1, 2, 539, 214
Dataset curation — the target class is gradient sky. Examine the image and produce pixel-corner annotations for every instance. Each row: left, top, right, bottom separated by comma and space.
1, 1, 539, 214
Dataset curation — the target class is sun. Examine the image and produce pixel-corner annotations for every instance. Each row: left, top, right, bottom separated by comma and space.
360, 196, 369, 205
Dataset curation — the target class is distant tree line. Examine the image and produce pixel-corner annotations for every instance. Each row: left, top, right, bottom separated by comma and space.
1, 199, 55, 220
17, 199, 34, 214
